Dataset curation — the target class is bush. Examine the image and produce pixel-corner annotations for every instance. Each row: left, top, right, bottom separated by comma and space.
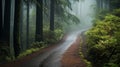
43, 29, 63, 44
86, 14, 120, 67
30, 41, 47, 48
17, 48, 39, 59
104, 63, 119, 67
17, 41, 47, 59
0, 46, 10, 62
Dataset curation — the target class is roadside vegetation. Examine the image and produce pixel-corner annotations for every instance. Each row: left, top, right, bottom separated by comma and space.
84, 0, 120, 67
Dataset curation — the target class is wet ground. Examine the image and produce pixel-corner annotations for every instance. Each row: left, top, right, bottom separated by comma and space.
0, 28, 89, 67
20, 28, 89, 67
20, 32, 80, 67
61, 34, 86, 67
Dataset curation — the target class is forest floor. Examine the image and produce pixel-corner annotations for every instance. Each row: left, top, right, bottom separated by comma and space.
61, 35, 86, 67
0, 34, 86, 67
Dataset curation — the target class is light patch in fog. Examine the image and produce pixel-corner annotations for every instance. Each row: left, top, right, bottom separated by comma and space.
67, 0, 96, 32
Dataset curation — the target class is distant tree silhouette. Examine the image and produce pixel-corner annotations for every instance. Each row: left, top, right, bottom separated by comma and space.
14, 0, 21, 57
36, 0, 43, 41
50, 0, 55, 31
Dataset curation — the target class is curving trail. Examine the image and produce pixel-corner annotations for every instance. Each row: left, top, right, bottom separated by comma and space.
0, 28, 89, 67
61, 34, 86, 67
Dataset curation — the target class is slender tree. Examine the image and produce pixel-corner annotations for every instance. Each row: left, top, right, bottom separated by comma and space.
0, 0, 2, 41
3, 0, 11, 42
10, 0, 15, 58
20, 0, 24, 51
50, 0, 55, 31
26, 0, 30, 48
14, 0, 21, 57
35, 0, 43, 41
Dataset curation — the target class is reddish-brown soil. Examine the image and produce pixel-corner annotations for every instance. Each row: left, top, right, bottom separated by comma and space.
0, 34, 86, 67
0, 44, 60, 67
0, 35, 67, 67
61, 35, 86, 67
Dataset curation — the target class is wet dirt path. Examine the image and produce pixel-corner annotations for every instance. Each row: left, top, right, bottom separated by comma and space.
0, 28, 89, 67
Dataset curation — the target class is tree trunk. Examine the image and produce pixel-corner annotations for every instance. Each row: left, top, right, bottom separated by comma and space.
107, 0, 110, 10
10, 0, 15, 59
1, 0, 5, 42
20, 0, 24, 51
3, 0, 11, 42
35, 0, 43, 41
14, 0, 21, 57
26, 0, 29, 48
50, 0, 55, 31
0, 0, 2, 41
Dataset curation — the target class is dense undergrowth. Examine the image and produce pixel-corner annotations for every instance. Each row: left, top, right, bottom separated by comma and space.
79, 36, 92, 67
85, 9, 120, 67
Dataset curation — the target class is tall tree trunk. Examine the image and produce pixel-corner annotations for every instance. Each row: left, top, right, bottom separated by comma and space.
1, 0, 5, 41
50, 0, 54, 31
14, 0, 21, 57
96, 0, 100, 9
20, 0, 24, 51
107, 0, 110, 10
10, 0, 15, 58
0, 0, 2, 41
26, 0, 29, 48
35, 0, 43, 41
3, 0, 11, 42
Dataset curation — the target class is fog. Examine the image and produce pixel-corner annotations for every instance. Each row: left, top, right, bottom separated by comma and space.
67, 0, 96, 32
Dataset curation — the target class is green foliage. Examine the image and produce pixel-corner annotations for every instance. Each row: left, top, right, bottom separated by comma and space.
79, 39, 92, 67
104, 63, 119, 67
17, 41, 47, 59
110, 0, 120, 9
0, 46, 11, 62
84, 60, 92, 67
112, 9, 120, 17
86, 14, 120, 67
43, 29, 63, 44
54, 0, 80, 24
30, 41, 47, 48
17, 48, 39, 59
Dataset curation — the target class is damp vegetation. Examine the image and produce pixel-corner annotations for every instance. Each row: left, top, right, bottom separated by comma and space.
85, 0, 120, 67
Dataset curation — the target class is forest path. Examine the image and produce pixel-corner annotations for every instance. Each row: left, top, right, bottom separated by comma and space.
61, 34, 86, 67
0, 28, 89, 67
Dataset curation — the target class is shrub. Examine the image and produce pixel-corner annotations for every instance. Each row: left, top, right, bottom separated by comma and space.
43, 29, 63, 44
17, 48, 39, 59
86, 14, 120, 67
30, 41, 47, 48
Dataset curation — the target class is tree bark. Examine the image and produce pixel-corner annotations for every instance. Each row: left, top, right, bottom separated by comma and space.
35, 0, 43, 41
20, 0, 24, 51
0, 0, 2, 41
10, 0, 15, 59
50, 0, 55, 31
14, 0, 21, 57
26, 0, 30, 48
3, 0, 11, 42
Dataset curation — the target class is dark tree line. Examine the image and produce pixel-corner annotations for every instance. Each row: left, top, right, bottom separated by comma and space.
36, 0, 43, 42
50, 0, 55, 31
96, 0, 110, 10
0, 0, 61, 59
0, 0, 80, 61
